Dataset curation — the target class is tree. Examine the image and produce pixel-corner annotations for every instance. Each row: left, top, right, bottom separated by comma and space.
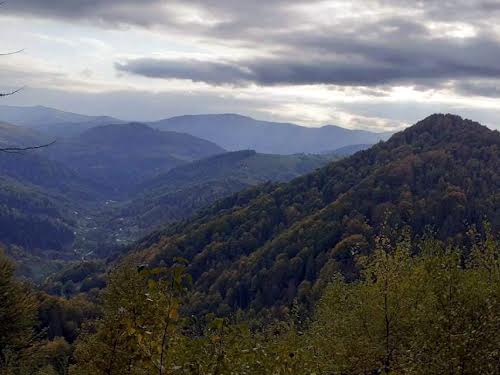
0, 249, 38, 372
71, 258, 190, 375
302, 231, 500, 374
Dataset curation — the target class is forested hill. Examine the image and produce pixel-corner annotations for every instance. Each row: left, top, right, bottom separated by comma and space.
45, 123, 225, 194
104, 150, 337, 238
136, 114, 500, 316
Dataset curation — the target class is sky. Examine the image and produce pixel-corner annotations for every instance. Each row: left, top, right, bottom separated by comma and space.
2, 0, 500, 131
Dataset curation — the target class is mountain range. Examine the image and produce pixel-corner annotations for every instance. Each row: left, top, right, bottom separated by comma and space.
152, 113, 390, 154
0, 105, 390, 154
4, 106, 497, 305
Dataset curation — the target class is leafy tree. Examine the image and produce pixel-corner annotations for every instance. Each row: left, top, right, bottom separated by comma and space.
302, 231, 500, 374
71, 258, 190, 375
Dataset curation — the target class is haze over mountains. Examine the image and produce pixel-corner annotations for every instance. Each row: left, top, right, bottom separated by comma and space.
152, 113, 391, 154
0, 105, 390, 154
0, 121, 48, 148
4, 0, 500, 371
0, 105, 123, 138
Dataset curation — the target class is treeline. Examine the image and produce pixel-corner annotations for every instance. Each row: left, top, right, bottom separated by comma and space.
1, 228, 499, 374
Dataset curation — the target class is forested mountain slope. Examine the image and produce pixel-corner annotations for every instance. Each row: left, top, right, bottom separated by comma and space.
45, 123, 225, 194
0, 176, 75, 251
104, 150, 337, 238
0, 123, 101, 253
136, 114, 500, 316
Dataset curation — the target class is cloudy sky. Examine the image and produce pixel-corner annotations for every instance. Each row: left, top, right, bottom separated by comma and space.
2, 0, 500, 131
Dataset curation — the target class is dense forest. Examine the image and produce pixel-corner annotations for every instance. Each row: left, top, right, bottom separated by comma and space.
0, 114, 499, 374
109, 150, 336, 237
134, 114, 500, 316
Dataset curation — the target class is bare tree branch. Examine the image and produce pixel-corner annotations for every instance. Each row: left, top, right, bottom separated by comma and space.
0, 3, 25, 95
0, 49, 25, 56
0, 3, 52, 154
0, 140, 56, 153
0, 87, 24, 97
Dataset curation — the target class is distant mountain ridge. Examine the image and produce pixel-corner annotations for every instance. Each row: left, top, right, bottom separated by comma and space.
0, 105, 391, 154
325, 144, 373, 156
0, 105, 124, 137
151, 113, 391, 154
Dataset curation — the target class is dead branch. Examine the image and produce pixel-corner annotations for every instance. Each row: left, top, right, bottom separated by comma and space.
0, 140, 56, 153
0, 87, 24, 97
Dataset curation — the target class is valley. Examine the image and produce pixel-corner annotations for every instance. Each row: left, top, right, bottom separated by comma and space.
0, 107, 361, 278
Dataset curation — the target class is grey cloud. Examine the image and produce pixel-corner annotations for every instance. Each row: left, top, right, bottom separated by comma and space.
5, 0, 500, 33
115, 59, 253, 85
4, 0, 178, 27
454, 80, 500, 98
116, 31, 500, 88
3, 0, 304, 29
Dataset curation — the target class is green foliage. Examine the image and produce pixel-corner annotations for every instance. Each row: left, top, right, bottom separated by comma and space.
37, 293, 100, 343
42, 261, 107, 297
2, 230, 499, 374
302, 231, 500, 374
0, 250, 90, 374
71, 259, 190, 375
